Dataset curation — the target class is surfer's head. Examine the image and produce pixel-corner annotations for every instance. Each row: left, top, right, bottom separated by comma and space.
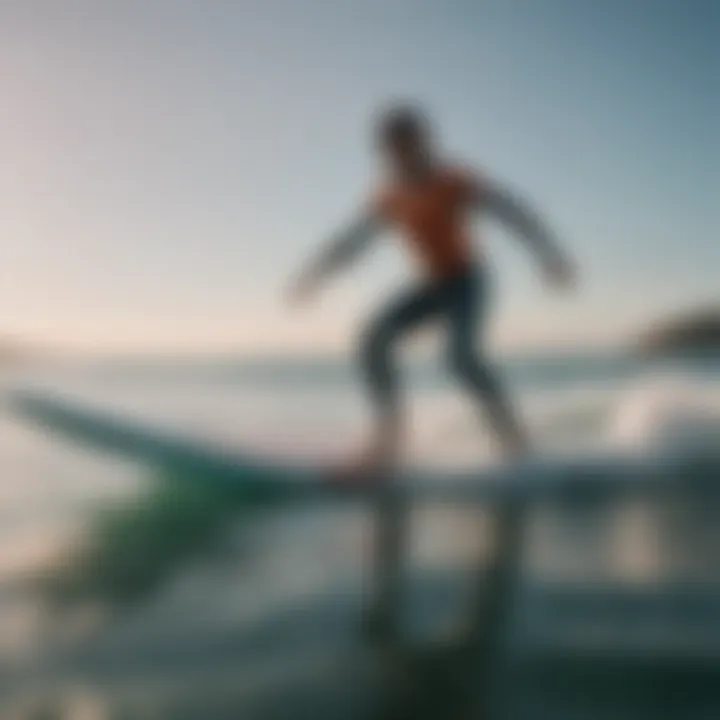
375, 104, 433, 176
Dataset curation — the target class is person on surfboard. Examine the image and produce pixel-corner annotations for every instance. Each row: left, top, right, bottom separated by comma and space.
288, 104, 575, 475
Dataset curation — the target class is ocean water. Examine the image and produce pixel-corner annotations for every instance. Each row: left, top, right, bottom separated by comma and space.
2, 350, 720, 717
0, 351, 646, 577
3, 349, 720, 589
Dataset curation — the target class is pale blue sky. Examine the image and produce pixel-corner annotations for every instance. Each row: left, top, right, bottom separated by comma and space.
2, 0, 718, 353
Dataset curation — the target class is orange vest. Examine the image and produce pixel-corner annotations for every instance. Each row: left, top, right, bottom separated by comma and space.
373, 165, 481, 277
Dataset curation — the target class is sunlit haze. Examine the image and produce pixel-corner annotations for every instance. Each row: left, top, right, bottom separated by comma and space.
2, 0, 718, 355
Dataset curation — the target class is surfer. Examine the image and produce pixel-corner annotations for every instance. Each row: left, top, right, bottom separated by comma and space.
288, 104, 575, 474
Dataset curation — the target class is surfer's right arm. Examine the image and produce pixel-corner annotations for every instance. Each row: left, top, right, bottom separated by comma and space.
287, 211, 385, 303
472, 177, 576, 290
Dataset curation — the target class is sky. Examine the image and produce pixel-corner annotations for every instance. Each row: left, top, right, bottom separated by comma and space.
1, 0, 718, 355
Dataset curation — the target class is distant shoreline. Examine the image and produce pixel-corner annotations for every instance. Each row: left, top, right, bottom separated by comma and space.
640, 308, 720, 356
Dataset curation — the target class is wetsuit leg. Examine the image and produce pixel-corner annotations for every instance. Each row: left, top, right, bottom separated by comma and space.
444, 266, 529, 454
359, 282, 442, 434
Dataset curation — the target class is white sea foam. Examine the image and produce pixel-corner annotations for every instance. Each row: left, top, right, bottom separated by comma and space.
607, 373, 720, 452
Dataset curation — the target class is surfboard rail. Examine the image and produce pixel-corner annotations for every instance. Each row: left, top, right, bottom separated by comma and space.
7, 390, 720, 503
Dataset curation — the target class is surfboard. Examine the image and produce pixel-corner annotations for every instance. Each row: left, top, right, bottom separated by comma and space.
7, 389, 720, 504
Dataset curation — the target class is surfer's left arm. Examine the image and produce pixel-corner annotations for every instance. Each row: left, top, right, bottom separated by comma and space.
469, 175, 576, 289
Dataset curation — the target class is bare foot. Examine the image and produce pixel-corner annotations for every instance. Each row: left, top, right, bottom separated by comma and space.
329, 434, 400, 486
